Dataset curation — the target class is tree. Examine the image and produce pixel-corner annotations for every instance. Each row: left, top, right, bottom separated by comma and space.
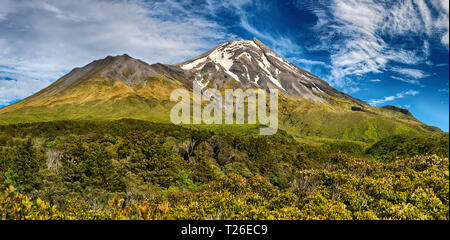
119, 131, 187, 187
4, 139, 41, 192
192, 142, 217, 183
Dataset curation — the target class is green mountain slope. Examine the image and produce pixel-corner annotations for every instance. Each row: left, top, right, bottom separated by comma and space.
0, 90, 440, 143
0, 41, 443, 142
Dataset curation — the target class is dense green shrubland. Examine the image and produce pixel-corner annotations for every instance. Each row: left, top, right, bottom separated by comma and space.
366, 134, 449, 159
0, 119, 448, 220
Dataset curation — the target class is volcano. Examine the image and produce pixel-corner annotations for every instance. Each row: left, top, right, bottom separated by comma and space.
0, 38, 440, 141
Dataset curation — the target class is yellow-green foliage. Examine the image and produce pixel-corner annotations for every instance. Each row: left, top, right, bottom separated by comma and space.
0, 120, 448, 220
0, 186, 62, 220
0, 84, 441, 142
1, 155, 448, 220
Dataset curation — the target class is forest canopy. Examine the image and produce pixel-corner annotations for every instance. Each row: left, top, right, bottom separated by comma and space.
0, 119, 448, 220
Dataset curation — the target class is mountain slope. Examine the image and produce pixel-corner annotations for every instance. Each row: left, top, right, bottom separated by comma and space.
0, 54, 188, 113
0, 38, 442, 141
178, 38, 364, 106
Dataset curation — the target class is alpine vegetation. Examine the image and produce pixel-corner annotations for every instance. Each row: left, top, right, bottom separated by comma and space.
170, 82, 278, 135
0, 37, 447, 221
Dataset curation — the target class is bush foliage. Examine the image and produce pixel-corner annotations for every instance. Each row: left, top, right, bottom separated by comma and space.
0, 120, 448, 220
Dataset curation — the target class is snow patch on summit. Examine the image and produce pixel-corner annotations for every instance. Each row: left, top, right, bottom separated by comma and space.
178, 38, 323, 94
208, 46, 240, 81
181, 56, 207, 70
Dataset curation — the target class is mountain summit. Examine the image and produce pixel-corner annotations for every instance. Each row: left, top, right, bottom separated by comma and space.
178, 38, 360, 105
0, 38, 441, 141
0, 54, 188, 114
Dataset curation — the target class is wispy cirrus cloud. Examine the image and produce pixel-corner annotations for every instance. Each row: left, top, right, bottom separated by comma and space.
304, 0, 448, 91
391, 76, 424, 87
391, 67, 430, 79
288, 58, 328, 67
436, 63, 449, 67
439, 82, 449, 93
239, 17, 302, 56
368, 90, 420, 106
219, 0, 303, 56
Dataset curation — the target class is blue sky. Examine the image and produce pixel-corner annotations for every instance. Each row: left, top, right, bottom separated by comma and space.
0, 0, 448, 131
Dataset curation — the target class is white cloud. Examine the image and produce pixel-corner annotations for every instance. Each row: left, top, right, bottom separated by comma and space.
238, 10, 301, 56
430, 0, 449, 47
345, 86, 361, 94
0, 73, 52, 106
289, 58, 328, 66
0, 0, 237, 105
369, 79, 382, 82
439, 82, 449, 93
391, 67, 430, 79
368, 89, 420, 106
391, 76, 424, 87
382, 0, 449, 47
308, 0, 448, 89
207, 0, 302, 57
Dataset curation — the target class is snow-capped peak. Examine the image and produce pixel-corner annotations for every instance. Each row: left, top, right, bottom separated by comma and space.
177, 38, 340, 103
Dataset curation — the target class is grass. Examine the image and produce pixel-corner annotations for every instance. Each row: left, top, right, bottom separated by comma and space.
0, 81, 442, 142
